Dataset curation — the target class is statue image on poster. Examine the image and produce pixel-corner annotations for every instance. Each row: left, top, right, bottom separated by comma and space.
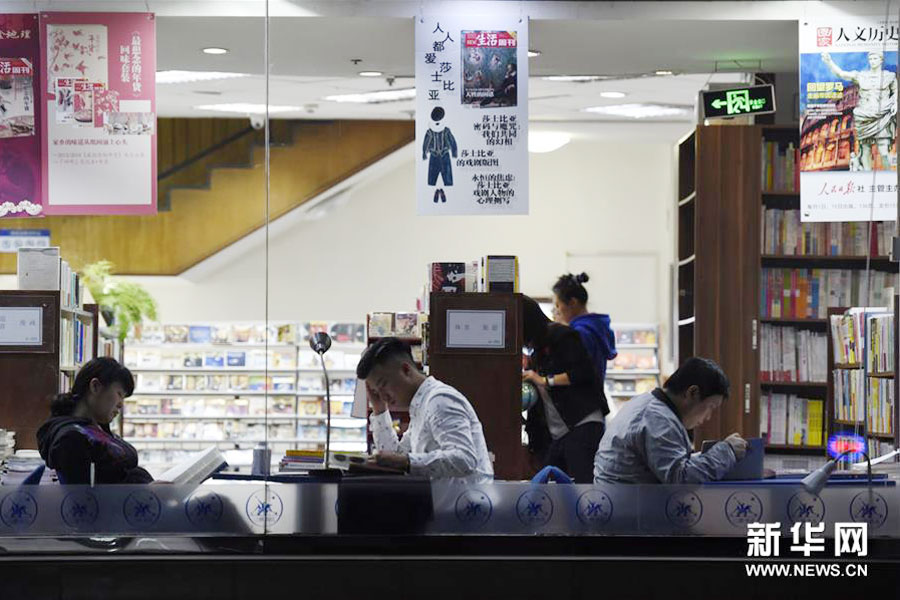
422, 106, 458, 203
462, 31, 518, 108
820, 51, 897, 171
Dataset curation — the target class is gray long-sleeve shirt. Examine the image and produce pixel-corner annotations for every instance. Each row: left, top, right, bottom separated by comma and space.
593, 389, 736, 484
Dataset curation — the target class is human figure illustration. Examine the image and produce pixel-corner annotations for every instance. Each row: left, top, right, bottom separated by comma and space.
822, 51, 897, 170
422, 106, 457, 203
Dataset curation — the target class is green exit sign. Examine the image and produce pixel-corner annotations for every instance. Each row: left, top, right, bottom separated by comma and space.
701, 84, 776, 119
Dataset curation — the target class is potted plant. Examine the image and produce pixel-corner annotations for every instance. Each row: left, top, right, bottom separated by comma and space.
81, 260, 158, 341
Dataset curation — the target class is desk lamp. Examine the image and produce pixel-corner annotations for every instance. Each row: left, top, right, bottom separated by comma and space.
310, 332, 333, 470
801, 450, 872, 496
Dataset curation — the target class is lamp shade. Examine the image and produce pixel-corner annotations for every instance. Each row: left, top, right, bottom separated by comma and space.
801, 460, 839, 496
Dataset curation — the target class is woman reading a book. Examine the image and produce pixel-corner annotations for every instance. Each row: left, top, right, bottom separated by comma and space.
37, 357, 153, 484
522, 295, 608, 483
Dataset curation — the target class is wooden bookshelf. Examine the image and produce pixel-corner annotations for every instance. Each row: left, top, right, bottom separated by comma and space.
760, 381, 827, 388
759, 318, 828, 326
765, 444, 826, 453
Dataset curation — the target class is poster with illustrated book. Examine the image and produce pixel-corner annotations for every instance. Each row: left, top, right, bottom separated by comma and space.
416, 14, 528, 216
0, 14, 42, 218
799, 18, 898, 221
40, 12, 157, 215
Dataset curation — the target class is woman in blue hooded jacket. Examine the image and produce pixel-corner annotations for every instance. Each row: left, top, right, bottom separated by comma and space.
552, 272, 618, 390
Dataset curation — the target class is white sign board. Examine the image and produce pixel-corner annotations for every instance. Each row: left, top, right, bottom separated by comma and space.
446, 309, 505, 349
416, 15, 529, 215
0, 307, 43, 346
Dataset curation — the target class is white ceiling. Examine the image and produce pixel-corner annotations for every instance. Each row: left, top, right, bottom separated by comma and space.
154, 15, 765, 133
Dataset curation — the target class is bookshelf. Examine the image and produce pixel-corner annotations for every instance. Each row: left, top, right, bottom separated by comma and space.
676, 124, 899, 459
605, 323, 661, 415
123, 321, 368, 474
826, 306, 897, 462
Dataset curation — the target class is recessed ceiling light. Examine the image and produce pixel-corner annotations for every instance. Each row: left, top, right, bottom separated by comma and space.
528, 131, 571, 153
324, 88, 416, 104
600, 91, 627, 99
528, 49, 541, 58
156, 70, 248, 84
543, 75, 605, 83
583, 103, 691, 119
202, 47, 228, 55
655, 70, 674, 76
194, 103, 301, 115
358, 71, 383, 77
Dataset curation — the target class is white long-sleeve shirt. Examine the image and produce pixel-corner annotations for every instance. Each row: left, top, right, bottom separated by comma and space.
369, 376, 494, 483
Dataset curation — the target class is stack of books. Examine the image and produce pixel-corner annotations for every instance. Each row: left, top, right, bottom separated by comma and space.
761, 140, 799, 192
867, 314, 895, 374
759, 324, 827, 382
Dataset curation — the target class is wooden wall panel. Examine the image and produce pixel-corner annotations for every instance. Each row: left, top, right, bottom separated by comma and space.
692, 125, 761, 447
0, 119, 414, 276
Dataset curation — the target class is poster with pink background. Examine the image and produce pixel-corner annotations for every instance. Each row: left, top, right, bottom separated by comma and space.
40, 12, 156, 215
0, 14, 42, 218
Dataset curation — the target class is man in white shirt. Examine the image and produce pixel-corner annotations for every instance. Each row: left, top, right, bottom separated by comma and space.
358, 337, 494, 483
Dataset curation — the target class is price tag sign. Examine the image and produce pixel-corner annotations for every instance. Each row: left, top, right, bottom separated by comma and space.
446, 309, 505, 349
0, 307, 43, 346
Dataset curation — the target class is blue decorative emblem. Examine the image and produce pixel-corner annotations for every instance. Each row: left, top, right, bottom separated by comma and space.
454, 489, 492, 526
850, 492, 888, 530
665, 491, 703, 528
0, 491, 37, 529
516, 489, 553, 527
576, 490, 613, 526
725, 491, 763, 527
185, 492, 224, 527
123, 491, 161, 527
245, 489, 283, 527
61, 491, 100, 528
787, 492, 825, 525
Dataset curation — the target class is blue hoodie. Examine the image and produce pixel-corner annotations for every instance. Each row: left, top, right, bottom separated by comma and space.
568, 313, 617, 382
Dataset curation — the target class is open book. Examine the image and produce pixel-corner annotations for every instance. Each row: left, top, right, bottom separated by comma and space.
155, 447, 227, 485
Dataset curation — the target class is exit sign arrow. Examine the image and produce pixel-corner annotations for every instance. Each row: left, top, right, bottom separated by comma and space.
711, 99, 727, 109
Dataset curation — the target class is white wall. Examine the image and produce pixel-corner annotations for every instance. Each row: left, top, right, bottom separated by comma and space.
0, 136, 678, 369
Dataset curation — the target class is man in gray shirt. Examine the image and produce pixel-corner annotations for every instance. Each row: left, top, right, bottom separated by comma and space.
594, 357, 748, 484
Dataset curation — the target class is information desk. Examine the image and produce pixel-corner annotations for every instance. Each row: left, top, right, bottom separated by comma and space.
1, 479, 899, 597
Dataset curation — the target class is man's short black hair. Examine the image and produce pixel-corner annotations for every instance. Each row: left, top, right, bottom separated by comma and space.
356, 337, 415, 379
664, 357, 730, 401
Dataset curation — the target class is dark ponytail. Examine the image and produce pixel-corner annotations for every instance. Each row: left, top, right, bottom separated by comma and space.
552, 272, 589, 306
51, 357, 135, 416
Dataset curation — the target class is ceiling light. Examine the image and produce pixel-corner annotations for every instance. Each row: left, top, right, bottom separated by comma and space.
194, 103, 301, 115
323, 88, 416, 104
655, 70, 674, 76
358, 71, 383, 77
202, 47, 228, 55
543, 75, 605, 83
528, 49, 541, 58
583, 103, 691, 119
528, 131, 571, 154
156, 70, 248, 84
600, 91, 627, 99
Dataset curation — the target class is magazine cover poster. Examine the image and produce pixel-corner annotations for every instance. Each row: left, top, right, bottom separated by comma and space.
461, 30, 518, 108
416, 15, 528, 216
799, 18, 898, 222
0, 14, 42, 218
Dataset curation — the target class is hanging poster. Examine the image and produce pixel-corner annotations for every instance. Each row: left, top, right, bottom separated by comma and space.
416, 15, 528, 215
0, 14, 42, 218
799, 18, 898, 222
40, 12, 156, 215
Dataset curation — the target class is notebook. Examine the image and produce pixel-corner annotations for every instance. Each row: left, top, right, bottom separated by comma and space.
701, 437, 764, 480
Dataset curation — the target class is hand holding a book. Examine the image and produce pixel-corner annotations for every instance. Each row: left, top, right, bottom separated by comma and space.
366, 381, 388, 415
725, 433, 748, 460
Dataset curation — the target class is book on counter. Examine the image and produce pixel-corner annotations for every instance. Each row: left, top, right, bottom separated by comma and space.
155, 446, 227, 485
428, 261, 479, 293
479, 255, 519, 293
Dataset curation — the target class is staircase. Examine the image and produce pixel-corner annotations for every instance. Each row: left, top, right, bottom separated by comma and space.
0, 119, 414, 275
